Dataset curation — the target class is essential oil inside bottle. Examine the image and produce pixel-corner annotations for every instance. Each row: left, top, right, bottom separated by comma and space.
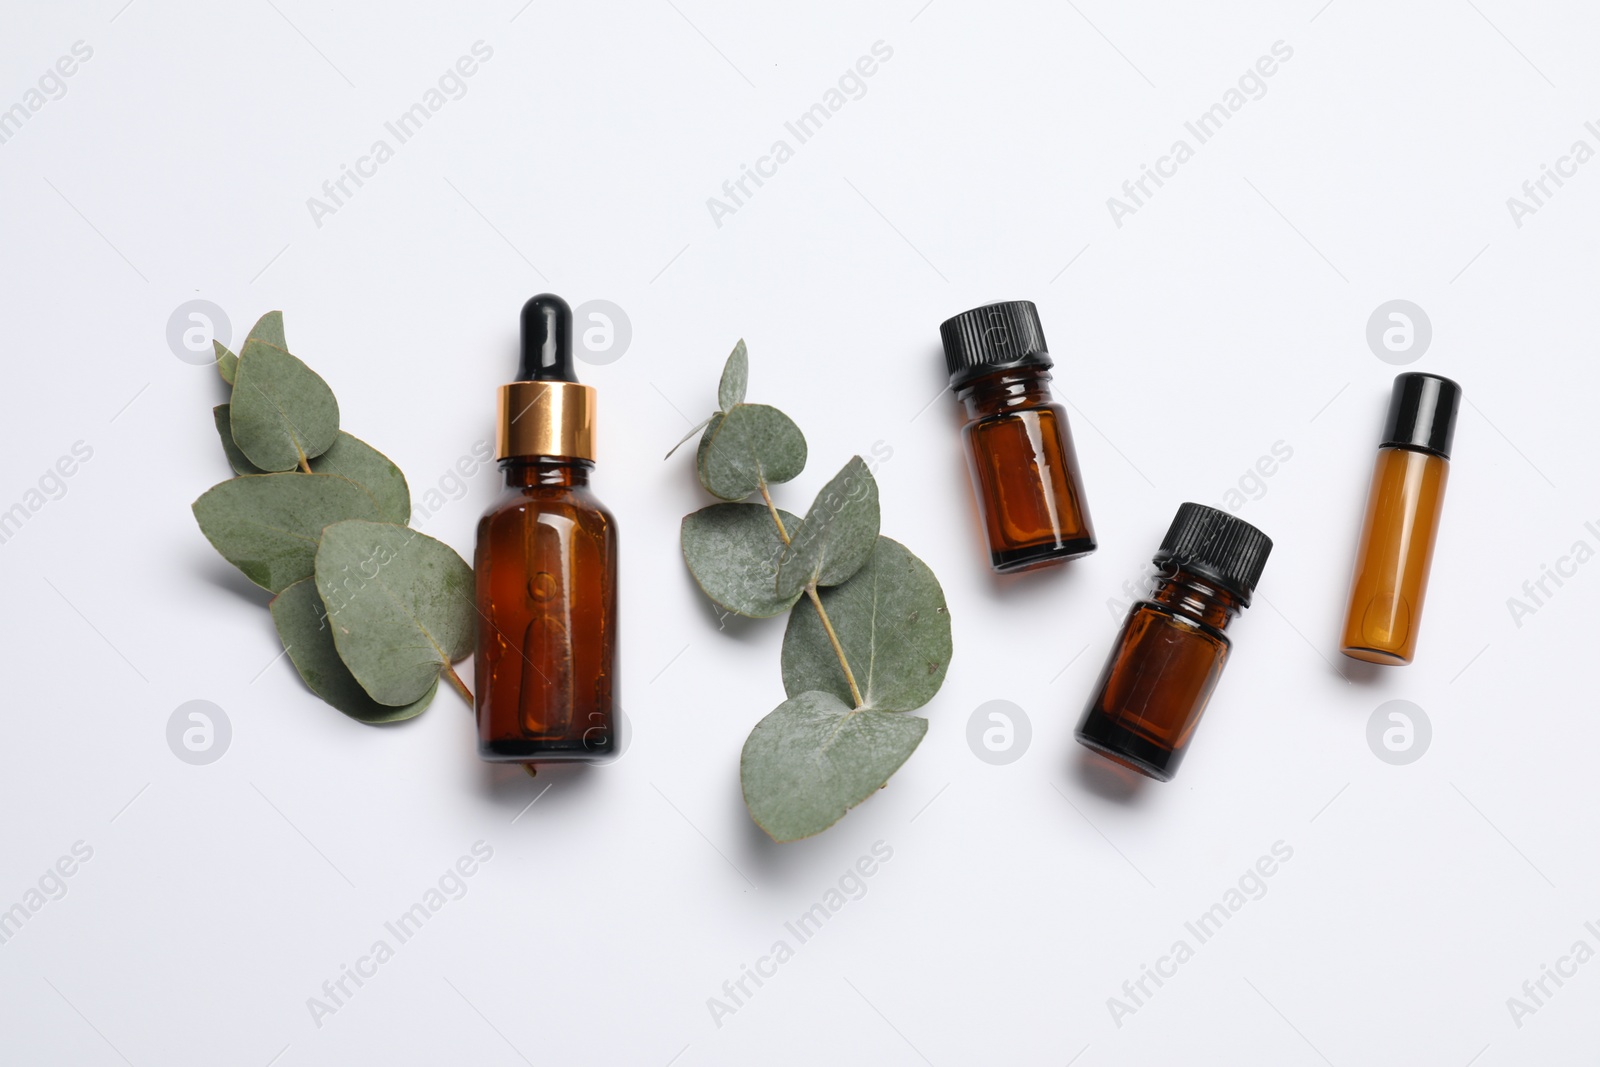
1339, 372, 1460, 666
1075, 503, 1271, 782
474, 294, 618, 763
939, 301, 1096, 573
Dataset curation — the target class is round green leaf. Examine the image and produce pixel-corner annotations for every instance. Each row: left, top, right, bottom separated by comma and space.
217, 311, 282, 386
782, 536, 952, 712
248, 310, 287, 348
718, 339, 748, 411
213, 404, 264, 474
307, 432, 410, 524
776, 456, 880, 600
214, 341, 238, 385
270, 579, 435, 723
213, 407, 410, 525
314, 520, 474, 707
663, 414, 715, 460
230, 335, 340, 471
697, 403, 806, 501
694, 411, 724, 474
192, 473, 383, 593
741, 690, 928, 842
681, 503, 803, 619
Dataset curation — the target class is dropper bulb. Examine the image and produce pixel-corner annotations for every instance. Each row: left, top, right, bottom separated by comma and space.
517, 294, 576, 383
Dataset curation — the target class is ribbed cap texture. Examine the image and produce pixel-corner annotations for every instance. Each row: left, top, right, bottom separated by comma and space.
939, 301, 1052, 388
1154, 503, 1273, 603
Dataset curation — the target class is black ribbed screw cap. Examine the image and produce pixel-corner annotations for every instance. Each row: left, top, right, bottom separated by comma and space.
1153, 503, 1273, 605
939, 300, 1053, 390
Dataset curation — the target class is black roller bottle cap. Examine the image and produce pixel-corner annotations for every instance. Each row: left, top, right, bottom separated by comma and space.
1380, 372, 1461, 460
939, 300, 1053, 390
517, 293, 577, 382
1153, 503, 1273, 606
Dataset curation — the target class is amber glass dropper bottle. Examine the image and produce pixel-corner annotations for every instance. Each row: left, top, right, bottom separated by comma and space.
1339, 372, 1460, 665
474, 294, 618, 763
939, 301, 1097, 572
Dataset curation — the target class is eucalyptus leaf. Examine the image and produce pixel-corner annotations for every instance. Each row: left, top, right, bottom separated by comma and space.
214, 341, 238, 385
230, 335, 340, 471
664, 414, 715, 460
216, 312, 282, 386
270, 579, 435, 723
697, 403, 806, 501
247, 310, 287, 349
782, 536, 951, 711
213, 407, 409, 524
776, 456, 879, 600
213, 404, 263, 474
314, 520, 474, 706
304, 432, 410, 524
741, 690, 928, 842
718, 339, 748, 411
694, 411, 724, 474
682, 503, 803, 618
192, 473, 382, 593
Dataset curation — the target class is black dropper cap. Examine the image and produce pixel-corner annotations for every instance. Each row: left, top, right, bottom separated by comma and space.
517, 293, 577, 383
1380, 372, 1461, 460
1153, 503, 1273, 606
939, 300, 1053, 390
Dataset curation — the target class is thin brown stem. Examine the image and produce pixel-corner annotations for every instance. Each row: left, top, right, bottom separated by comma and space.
805, 584, 863, 708
444, 663, 473, 704
759, 480, 790, 544
759, 477, 863, 709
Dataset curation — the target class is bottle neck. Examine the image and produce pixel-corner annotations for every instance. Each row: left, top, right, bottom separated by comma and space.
501, 456, 593, 489
1148, 565, 1243, 632
956, 367, 1054, 420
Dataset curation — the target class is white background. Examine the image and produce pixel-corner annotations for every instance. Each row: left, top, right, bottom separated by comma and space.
1, 1, 1596, 1064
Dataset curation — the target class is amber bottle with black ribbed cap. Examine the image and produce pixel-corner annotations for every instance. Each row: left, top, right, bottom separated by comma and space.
940, 300, 1096, 572
1076, 504, 1272, 782
474, 294, 618, 763
1339, 372, 1461, 666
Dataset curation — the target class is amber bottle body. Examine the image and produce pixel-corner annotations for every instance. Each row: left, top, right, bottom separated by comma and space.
958, 368, 1096, 572
1340, 446, 1448, 665
474, 458, 617, 762
1075, 568, 1240, 781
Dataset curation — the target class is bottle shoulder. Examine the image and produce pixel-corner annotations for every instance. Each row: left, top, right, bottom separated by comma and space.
482, 481, 612, 520
1132, 599, 1233, 648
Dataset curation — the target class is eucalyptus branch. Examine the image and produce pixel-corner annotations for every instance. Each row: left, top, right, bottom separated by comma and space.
675, 339, 952, 842
761, 478, 862, 707
804, 584, 864, 708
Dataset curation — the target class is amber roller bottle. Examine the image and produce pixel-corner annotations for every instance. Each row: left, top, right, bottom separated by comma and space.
1076, 504, 1272, 782
474, 294, 618, 763
940, 301, 1096, 572
1339, 372, 1460, 666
